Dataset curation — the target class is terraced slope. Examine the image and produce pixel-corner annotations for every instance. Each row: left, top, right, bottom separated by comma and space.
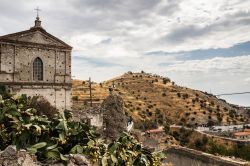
72, 72, 249, 129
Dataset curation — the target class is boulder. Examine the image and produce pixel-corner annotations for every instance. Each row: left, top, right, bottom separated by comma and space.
101, 94, 127, 141
70, 154, 91, 166
1, 145, 16, 157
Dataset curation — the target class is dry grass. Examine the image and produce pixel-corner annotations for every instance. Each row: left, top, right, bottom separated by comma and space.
72, 72, 248, 129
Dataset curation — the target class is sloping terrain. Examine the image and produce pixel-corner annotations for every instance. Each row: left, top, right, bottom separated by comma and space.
72, 72, 249, 129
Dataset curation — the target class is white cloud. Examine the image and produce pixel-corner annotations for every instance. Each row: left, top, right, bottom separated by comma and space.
244, 77, 250, 84
1, 0, 250, 105
72, 54, 250, 106
166, 55, 250, 72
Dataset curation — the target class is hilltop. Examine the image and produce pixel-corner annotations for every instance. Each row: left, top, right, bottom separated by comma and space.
72, 72, 249, 129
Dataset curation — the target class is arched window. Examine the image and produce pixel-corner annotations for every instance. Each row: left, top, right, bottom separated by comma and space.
33, 57, 43, 81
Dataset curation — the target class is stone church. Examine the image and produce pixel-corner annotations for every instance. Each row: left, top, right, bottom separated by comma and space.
0, 16, 72, 111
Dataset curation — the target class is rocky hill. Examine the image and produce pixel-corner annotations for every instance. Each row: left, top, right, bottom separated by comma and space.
72, 72, 249, 129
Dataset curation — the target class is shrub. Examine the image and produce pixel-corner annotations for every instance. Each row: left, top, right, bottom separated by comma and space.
181, 118, 186, 122
217, 116, 223, 122
177, 93, 181, 98
178, 128, 193, 146
194, 138, 203, 149
200, 103, 206, 108
223, 107, 228, 111
158, 119, 163, 125
0, 85, 11, 99
182, 93, 189, 99
172, 131, 180, 140
156, 108, 161, 114
29, 96, 58, 120
207, 120, 215, 127
194, 135, 209, 151
0, 94, 96, 162
148, 105, 153, 109
229, 110, 236, 118
217, 106, 220, 111
192, 99, 196, 104
72, 95, 79, 101
163, 78, 170, 84
164, 123, 170, 134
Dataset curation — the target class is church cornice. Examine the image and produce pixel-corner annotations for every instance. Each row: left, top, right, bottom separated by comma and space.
0, 39, 72, 51
0, 82, 72, 87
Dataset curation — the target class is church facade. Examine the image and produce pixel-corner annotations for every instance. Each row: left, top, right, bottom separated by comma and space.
0, 16, 72, 111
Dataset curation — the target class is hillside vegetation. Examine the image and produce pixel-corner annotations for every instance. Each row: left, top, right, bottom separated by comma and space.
72, 72, 249, 129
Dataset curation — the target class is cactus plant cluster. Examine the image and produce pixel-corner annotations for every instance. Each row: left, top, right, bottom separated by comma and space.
0, 90, 164, 165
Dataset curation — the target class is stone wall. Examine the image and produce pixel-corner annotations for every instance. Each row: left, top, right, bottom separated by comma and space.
72, 107, 103, 129
163, 146, 250, 166
14, 86, 72, 111
0, 44, 71, 84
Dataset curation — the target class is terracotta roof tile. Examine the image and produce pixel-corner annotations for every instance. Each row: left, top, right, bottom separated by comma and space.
234, 132, 250, 136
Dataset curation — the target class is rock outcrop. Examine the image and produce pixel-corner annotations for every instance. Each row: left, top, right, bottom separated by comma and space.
102, 94, 128, 141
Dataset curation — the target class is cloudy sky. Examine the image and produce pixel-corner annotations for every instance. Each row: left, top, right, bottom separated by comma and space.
0, 0, 250, 106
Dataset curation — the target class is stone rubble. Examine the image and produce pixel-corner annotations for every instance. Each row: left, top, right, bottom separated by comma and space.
0, 146, 91, 166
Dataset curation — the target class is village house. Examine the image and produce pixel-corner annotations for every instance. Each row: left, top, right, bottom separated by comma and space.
142, 127, 165, 150
145, 127, 165, 140
234, 129, 250, 140
0, 15, 72, 111
234, 132, 250, 140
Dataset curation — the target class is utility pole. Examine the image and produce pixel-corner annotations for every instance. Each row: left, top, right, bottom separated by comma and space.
89, 77, 93, 107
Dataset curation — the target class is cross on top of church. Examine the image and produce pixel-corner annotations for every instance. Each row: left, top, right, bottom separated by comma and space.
33, 6, 42, 28
34, 7, 41, 18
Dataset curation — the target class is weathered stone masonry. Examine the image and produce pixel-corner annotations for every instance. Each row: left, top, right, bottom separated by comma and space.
0, 16, 72, 111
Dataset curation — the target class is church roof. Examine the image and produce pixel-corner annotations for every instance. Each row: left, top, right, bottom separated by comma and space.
0, 17, 72, 50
